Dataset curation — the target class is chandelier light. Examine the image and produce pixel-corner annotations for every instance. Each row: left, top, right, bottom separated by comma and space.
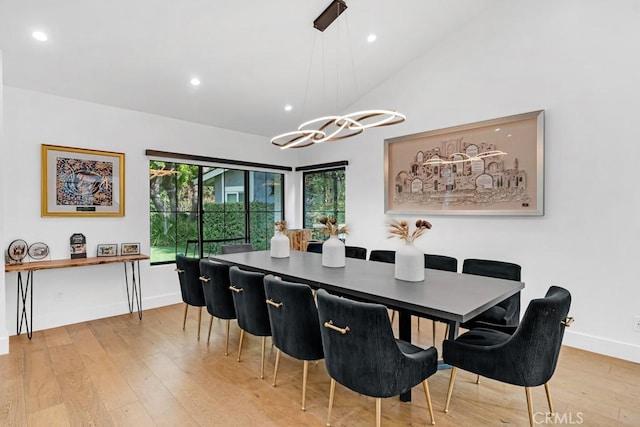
270, 0, 406, 150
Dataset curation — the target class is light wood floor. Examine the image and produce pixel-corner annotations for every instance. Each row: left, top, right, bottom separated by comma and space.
1, 304, 639, 426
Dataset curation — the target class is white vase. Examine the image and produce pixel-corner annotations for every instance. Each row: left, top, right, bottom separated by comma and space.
270, 231, 290, 258
322, 235, 345, 267
395, 241, 424, 282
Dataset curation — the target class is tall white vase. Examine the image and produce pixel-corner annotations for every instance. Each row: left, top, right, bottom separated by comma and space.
322, 235, 345, 268
395, 241, 424, 282
270, 231, 290, 258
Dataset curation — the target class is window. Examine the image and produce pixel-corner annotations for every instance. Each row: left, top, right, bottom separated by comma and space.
149, 161, 284, 264
303, 167, 345, 240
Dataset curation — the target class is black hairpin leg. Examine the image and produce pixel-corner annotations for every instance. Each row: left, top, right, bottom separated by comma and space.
124, 260, 143, 319
16, 271, 33, 339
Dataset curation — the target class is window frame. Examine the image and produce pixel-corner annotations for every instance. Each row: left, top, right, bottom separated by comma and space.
149, 158, 286, 265
302, 166, 346, 240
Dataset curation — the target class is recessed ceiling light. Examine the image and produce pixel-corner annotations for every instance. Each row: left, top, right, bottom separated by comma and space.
190, 77, 201, 86
494, 128, 501, 132
32, 31, 48, 42
367, 34, 377, 43
284, 105, 293, 112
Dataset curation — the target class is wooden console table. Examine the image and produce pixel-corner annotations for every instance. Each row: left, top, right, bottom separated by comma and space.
4, 254, 149, 339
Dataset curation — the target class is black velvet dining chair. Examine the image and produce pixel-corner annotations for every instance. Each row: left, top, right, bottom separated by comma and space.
368, 249, 395, 264
228, 266, 272, 379
220, 243, 254, 254
306, 242, 323, 253
461, 258, 522, 330
198, 259, 237, 355
263, 275, 324, 411
316, 289, 437, 427
420, 254, 458, 344
443, 286, 573, 427
175, 254, 206, 340
368, 249, 398, 322
345, 246, 367, 260
424, 254, 458, 272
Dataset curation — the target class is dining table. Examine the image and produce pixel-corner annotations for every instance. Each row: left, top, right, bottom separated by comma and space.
209, 250, 524, 402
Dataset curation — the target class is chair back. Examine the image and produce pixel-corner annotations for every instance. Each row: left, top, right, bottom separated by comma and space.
317, 289, 416, 398
198, 259, 236, 320
176, 254, 205, 306
369, 250, 395, 264
504, 286, 572, 386
220, 243, 254, 254
462, 258, 521, 281
345, 246, 367, 260
228, 266, 271, 336
263, 275, 324, 361
424, 254, 457, 272
462, 258, 521, 326
306, 242, 323, 253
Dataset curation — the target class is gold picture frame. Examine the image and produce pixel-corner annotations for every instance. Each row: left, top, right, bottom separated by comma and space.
41, 144, 125, 217
384, 110, 544, 216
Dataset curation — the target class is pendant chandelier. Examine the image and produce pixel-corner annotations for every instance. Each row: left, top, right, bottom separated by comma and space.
270, 0, 406, 149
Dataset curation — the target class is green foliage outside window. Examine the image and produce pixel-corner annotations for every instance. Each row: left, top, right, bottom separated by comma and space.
150, 161, 283, 263
303, 168, 346, 240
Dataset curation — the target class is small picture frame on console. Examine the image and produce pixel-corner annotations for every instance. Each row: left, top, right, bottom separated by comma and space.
121, 242, 140, 256
97, 243, 118, 257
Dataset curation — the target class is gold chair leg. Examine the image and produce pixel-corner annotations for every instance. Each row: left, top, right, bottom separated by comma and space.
182, 304, 189, 330
273, 348, 281, 387
260, 336, 266, 379
423, 380, 435, 425
327, 378, 336, 426
432, 321, 436, 347
301, 360, 309, 411
444, 366, 457, 413
375, 398, 382, 427
475, 374, 480, 384
224, 319, 230, 356
525, 387, 534, 427
207, 315, 214, 343
197, 307, 202, 340
544, 383, 554, 414
237, 329, 245, 362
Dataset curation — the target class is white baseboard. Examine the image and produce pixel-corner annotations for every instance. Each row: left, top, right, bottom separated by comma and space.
11, 292, 183, 337
0, 334, 9, 355
564, 330, 640, 364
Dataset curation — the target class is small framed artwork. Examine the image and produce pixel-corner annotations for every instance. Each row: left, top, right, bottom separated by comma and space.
384, 110, 544, 216
7, 239, 28, 264
28, 242, 50, 260
41, 144, 125, 217
97, 243, 118, 257
121, 242, 140, 256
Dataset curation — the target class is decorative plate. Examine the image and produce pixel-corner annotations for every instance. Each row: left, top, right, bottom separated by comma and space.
28, 242, 50, 260
8, 239, 28, 262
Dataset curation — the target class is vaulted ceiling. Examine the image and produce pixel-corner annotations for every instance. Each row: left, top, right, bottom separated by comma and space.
0, 0, 498, 137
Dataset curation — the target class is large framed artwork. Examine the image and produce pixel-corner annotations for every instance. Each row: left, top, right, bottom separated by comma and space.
384, 110, 544, 216
41, 144, 125, 217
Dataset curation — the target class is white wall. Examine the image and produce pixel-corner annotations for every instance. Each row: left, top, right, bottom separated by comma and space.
297, 0, 640, 362
0, 51, 8, 354
1, 87, 297, 352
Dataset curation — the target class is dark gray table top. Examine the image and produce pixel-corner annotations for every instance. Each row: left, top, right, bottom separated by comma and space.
208, 250, 524, 324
